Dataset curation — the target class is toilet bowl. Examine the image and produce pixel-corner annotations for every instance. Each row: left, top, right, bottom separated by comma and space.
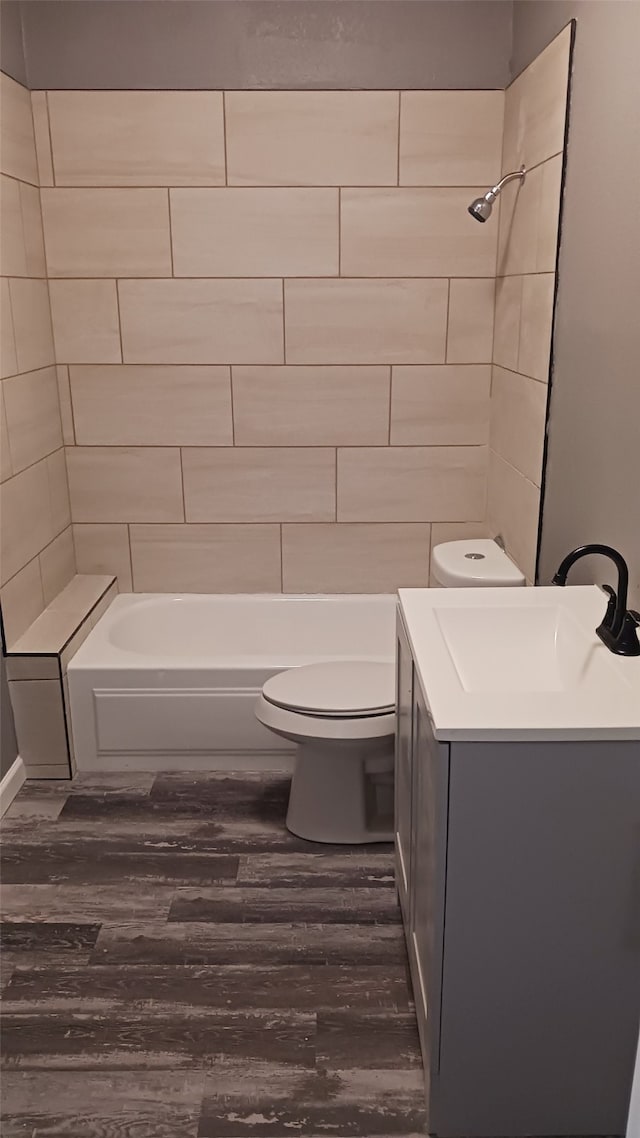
255, 540, 524, 844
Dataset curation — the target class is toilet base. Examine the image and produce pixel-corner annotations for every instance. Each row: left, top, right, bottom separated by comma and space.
286, 737, 394, 845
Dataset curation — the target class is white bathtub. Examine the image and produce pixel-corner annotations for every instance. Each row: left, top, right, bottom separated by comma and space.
67, 593, 397, 772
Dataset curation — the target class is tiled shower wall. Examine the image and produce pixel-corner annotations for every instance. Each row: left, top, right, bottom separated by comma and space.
0, 72, 75, 646
36, 89, 504, 593
488, 26, 571, 581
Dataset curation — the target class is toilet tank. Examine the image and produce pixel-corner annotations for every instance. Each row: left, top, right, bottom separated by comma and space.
432, 539, 526, 588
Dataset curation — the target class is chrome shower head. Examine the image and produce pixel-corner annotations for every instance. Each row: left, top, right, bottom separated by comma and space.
467, 165, 527, 223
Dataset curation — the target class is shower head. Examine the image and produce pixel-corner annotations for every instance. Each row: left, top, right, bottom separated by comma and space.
467, 165, 527, 223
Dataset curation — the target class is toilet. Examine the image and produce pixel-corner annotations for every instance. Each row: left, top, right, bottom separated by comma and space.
255, 539, 525, 845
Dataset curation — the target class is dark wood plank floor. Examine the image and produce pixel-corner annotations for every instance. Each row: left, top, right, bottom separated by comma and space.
0, 771, 425, 1138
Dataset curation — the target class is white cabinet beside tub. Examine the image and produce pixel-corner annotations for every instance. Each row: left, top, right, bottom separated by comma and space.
395, 598, 640, 1138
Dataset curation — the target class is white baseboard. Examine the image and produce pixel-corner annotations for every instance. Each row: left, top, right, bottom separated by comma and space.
0, 755, 26, 817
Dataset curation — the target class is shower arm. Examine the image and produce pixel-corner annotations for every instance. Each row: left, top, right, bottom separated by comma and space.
485, 164, 527, 201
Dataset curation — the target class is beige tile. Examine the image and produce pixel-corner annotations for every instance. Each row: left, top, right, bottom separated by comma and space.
1, 174, 26, 276
48, 572, 114, 617
0, 459, 52, 585
0, 278, 18, 378
518, 273, 555, 382
337, 446, 487, 522
69, 365, 232, 447
3, 366, 63, 473
31, 91, 54, 186
89, 582, 118, 628
390, 364, 490, 446
447, 278, 495, 364
47, 449, 72, 535
56, 365, 75, 445
7, 607, 80, 656
490, 365, 548, 486
5, 654, 59, 681
73, 523, 132, 591
48, 91, 225, 186
1, 384, 13, 481
8, 278, 55, 373
119, 279, 283, 365
130, 523, 282, 592
537, 154, 563, 273
60, 618, 93, 672
282, 522, 431, 593
171, 188, 338, 277
49, 280, 121, 364
182, 447, 335, 523
8, 679, 69, 767
41, 189, 172, 278
516, 26, 571, 171
232, 365, 390, 446
66, 446, 183, 523
340, 188, 497, 278
21, 763, 72, 780
226, 91, 398, 187
399, 91, 504, 187
0, 73, 38, 184
39, 528, 76, 606
285, 279, 448, 365
0, 558, 45, 646
496, 166, 541, 277
487, 449, 540, 582
492, 275, 522, 372
19, 182, 47, 278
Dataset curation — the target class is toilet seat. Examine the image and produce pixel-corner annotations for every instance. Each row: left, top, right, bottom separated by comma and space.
262, 660, 395, 719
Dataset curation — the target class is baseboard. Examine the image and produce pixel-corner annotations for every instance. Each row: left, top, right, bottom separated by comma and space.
0, 755, 26, 817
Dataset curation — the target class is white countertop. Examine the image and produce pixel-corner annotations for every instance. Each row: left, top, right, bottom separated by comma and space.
398, 585, 640, 742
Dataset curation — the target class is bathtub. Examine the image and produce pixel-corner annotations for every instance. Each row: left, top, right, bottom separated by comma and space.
67, 593, 397, 772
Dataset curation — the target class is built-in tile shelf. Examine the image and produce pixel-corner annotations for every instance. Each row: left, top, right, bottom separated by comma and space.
4, 574, 117, 778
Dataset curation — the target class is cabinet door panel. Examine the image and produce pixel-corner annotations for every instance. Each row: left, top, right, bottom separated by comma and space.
395, 611, 414, 921
410, 676, 449, 1078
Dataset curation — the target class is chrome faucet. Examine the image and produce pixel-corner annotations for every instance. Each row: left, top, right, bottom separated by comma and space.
552, 544, 640, 656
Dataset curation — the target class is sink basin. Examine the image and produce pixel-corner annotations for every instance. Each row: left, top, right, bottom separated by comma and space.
398, 585, 640, 741
434, 603, 613, 693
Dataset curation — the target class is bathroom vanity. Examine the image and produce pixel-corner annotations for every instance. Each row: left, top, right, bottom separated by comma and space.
395, 586, 640, 1137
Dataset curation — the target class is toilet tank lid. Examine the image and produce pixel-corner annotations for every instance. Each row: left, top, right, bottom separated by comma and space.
432, 539, 526, 587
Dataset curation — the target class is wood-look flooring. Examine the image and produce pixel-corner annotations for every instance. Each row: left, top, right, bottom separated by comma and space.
0, 771, 425, 1137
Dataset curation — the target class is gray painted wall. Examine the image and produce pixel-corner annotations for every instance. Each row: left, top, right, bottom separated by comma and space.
1, 656, 18, 779
512, 2, 640, 606
0, 0, 27, 85
17, 0, 512, 90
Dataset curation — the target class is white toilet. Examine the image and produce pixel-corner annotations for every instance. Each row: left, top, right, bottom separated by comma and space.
255, 539, 525, 845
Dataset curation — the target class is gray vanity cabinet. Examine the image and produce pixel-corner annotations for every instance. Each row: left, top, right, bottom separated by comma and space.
394, 607, 640, 1137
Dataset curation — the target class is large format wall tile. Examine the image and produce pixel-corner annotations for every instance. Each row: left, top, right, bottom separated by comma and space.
69, 365, 233, 446
518, 273, 555, 383
285, 279, 448, 365
337, 446, 487, 522
446, 278, 495, 363
119, 279, 284, 365
182, 447, 336, 523
493, 275, 523, 372
73, 523, 133, 591
171, 189, 338, 277
0, 73, 38, 185
281, 523, 431, 592
390, 365, 491, 446
31, 91, 54, 186
130, 524, 282, 592
1, 175, 27, 276
340, 188, 497, 277
49, 280, 121, 363
47, 91, 225, 186
0, 459, 53, 584
232, 366, 390, 446
0, 557, 45, 646
3, 366, 63, 472
39, 527, 76, 605
0, 279, 18, 378
0, 386, 12, 481
502, 26, 571, 174
47, 449, 72, 534
225, 92, 398, 186
487, 450, 540, 582
399, 90, 504, 187
490, 365, 548, 487
41, 189, 172, 277
8, 278, 55, 373
66, 447, 183, 523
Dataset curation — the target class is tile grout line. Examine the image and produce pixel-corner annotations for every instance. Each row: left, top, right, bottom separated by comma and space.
45, 92, 56, 187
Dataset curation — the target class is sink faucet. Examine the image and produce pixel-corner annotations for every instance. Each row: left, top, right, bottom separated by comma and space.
552, 544, 640, 656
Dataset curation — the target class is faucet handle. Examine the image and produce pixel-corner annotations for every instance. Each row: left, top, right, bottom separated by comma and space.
613, 610, 640, 657
600, 584, 617, 630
